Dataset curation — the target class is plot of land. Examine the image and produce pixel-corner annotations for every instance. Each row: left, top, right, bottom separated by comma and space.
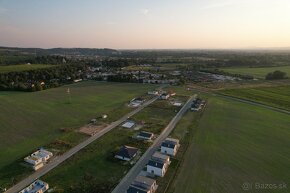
220, 85, 290, 111
41, 99, 178, 192
0, 64, 55, 73
220, 66, 290, 79
169, 96, 290, 193
0, 81, 155, 188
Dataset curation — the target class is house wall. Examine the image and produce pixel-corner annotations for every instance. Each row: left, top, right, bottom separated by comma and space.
147, 165, 165, 177
161, 146, 176, 156
115, 155, 131, 161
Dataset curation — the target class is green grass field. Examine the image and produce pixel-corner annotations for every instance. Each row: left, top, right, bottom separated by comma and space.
220, 85, 290, 111
220, 66, 290, 79
0, 64, 55, 73
42, 99, 179, 192
169, 96, 290, 193
0, 81, 156, 188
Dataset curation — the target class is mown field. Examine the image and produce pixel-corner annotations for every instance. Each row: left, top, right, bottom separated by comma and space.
0, 81, 156, 188
220, 85, 290, 111
220, 66, 290, 79
42, 99, 179, 192
0, 64, 55, 73
169, 96, 290, 193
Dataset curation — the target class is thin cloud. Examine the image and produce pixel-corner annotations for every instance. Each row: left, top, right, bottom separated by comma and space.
140, 8, 150, 16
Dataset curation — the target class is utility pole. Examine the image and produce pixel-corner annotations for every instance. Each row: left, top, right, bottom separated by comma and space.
67, 88, 71, 104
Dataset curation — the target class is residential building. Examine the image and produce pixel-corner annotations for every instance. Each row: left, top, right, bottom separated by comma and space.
122, 120, 136, 129
24, 149, 53, 170
127, 175, 158, 193
160, 138, 180, 156
146, 160, 168, 177
147, 91, 159, 95
152, 152, 170, 166
19, 180, 49, 193
115, 145, 139, 161
160, 93, 170, 100
137, 131, 154, 141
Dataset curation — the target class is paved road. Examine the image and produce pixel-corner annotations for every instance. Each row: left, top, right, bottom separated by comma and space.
5, 96, 159, 193
112, 95, 196, 193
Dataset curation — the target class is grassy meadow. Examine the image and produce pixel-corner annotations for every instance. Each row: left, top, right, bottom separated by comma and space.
220, 85, 290, 111
169, 96, 290, 193
0, 81, 156, 188
0, 64, 55, 73
220, 66, 290, 79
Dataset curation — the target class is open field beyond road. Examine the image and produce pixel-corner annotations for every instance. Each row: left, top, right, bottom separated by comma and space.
220, 66, 290, 79
0, 64, 55, 73
0, 81, 155, 188
169, 96, 290, 193
219, 85, 290, 111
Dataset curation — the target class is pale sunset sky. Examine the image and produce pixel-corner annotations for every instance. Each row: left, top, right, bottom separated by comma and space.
0, 0, 290, 49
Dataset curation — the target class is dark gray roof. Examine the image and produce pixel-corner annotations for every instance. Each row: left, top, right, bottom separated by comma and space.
127, 186, 147, 193
148, 160, 165, 169
138, 131, 153, 138
161, 138, 179, 149
115, 145, 138, 159
161, 142, 175, 149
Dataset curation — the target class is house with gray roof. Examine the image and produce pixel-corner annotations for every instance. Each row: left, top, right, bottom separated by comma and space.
115, 145, 139, 161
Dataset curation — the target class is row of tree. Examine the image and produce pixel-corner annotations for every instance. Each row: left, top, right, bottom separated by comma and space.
0, 64, 87, 91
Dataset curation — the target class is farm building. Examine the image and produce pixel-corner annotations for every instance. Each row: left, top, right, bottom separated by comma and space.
146, 159, 168, 177
24, 149, 53, 170
137, 131, 154, 141
19, 180, 49, 193
115, 145, 139, 161
161, 138, 180, 156
127, 175, 158, 193
122, 120, 136, 129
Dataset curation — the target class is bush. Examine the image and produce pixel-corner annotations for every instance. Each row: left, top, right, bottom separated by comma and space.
265, 70, 288, 80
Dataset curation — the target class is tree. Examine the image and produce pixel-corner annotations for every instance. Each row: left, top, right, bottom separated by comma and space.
265, 70, 288, 80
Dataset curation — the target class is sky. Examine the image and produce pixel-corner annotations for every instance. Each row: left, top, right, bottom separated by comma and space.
0, 0, 290, 49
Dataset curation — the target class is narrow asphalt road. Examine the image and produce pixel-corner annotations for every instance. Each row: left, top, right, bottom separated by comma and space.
5, 96, 159, 193
112, 95, 196, 193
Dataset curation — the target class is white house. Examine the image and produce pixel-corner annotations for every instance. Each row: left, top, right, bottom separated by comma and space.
146, 160, 168, 177
115, 145, 139, 161
137, 131, 154, 141
160, 138, 180, 156
127, 175, 158, 193
19, 180, 49, 193
24, 149, 53, 170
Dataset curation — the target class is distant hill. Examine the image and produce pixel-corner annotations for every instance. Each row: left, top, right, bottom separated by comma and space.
0, 47, 120, 57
